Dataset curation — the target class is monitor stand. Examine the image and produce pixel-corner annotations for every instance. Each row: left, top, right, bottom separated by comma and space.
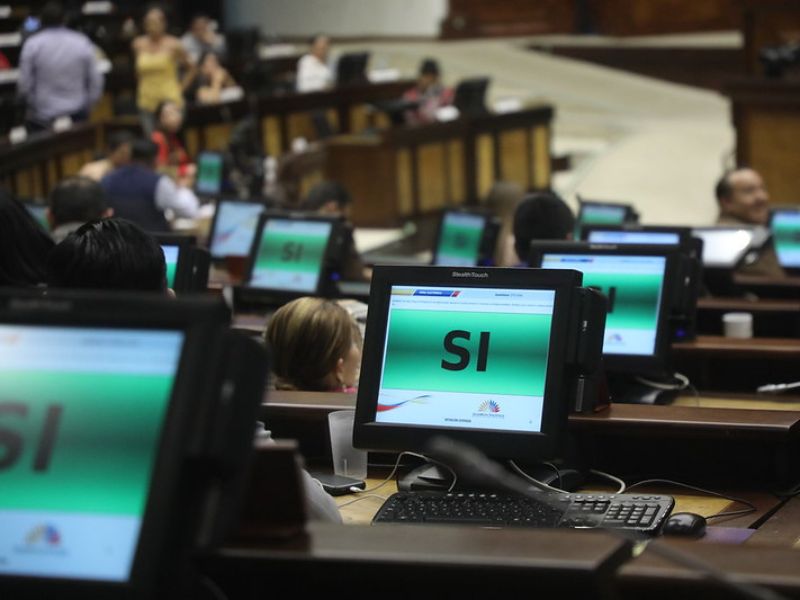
608, 374, 679, 406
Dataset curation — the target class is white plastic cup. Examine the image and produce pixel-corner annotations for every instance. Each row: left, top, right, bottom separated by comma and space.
327, 410, 367, 480
722, 312, 753, 339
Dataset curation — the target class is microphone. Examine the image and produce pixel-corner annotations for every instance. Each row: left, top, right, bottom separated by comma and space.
424, 436, 787, 600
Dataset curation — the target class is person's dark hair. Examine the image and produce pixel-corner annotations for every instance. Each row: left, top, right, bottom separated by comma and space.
0, 189, 54, 286
131, 139, 159, 164
309, 32, 327, 46
48, 176, 107, 227
40, 1, 65, 28
513, 191, 575, 262
715, 170, 734, 203
47, 218, 167, 292
420, 58, 440, 77
301, 181, 351, 212
107, 130, 135, 153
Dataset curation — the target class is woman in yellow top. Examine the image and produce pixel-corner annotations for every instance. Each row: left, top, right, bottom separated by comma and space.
132, 7, 195, 134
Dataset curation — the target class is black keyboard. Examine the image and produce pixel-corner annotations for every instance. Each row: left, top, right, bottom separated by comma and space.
373, 491, 674, 534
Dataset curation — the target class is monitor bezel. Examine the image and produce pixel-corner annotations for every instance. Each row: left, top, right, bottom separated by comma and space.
529, 241, 678, 376
690, 226, 760, 269
194, 151, 225, 197
241, 212, 341, 300
769, 207, 800, 271
0, 289, 229, 600
577, 200, 638, 229
152, 234, 196, 293
431, 210, 491, 267
354, 266, 583, 461
582, 224, 692, 248
207, 198, 265, 262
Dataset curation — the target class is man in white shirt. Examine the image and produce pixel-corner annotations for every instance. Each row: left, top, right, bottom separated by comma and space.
296, 34, 332, 93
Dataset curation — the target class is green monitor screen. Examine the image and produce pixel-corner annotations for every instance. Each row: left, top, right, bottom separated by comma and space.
161, 244, 179, 288
433, 212, 486, 267
195, 152, 223, 196
375, 286, 555, 433
250, 218, 333, 293
0, 325, 184, 582
771, 209, 800, 269
541, 253, 666, 357
24, 203, 50, 232
580, 204, 628, 226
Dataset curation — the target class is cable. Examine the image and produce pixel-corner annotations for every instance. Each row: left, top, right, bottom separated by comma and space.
589, 469, 626, 493
626, 478, 757, 521
362, 451, 458, 494
200, 576, 229, 600
635, 371, 691, 391
507, 460, 567, 493
542, 461, 563, 490
337, 493, 388, 508
757, 381, 800, 394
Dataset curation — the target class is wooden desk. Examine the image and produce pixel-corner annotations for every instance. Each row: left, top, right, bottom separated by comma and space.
672, 335, 800, 392
207, 523, 631, 597
326, 106, 554, 226
257, 80, 414, 156
0, 123, 97, 198
696, 297, 800, 337
262, 391, 800, 488
733, 273, 800, 299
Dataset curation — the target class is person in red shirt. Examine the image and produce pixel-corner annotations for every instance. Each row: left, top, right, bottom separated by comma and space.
402, 58, 454, 125
150, 99, 194, 181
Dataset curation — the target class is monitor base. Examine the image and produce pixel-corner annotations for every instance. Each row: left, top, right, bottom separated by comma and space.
608, 377, 679, 405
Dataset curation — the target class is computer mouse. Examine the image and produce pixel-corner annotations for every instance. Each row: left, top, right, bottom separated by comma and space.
661, 512, 707, 537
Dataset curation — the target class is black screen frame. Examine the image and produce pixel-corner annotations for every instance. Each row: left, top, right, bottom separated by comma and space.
241, 212, 342, 301
529, 241, 679, 376
0, 289, 229, 600
577, 200, 638, 230
431, 210, 491, 267
206, 198, 265, 262
152, 233, 196, 293
353, 266, 583, 461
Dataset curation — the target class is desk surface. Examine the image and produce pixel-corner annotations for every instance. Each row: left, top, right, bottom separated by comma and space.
672, 335, 800, 357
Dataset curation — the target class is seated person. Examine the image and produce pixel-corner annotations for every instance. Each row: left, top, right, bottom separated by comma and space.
101, 139, 199, 233
79, 130, 135, 182
265, 297, 362, 392
300, 180, 369, 281
715, 167, 782, 278
47, 175, 112, 242
151, 100, 194, 180
181, 14, 226, 63
296, 33, 332, 92
46, 217, 169, 293
48, 219, 343, 523
188, 50, 238, 105
0, 189, 54, 287
512, 191, 575, 265
403, 58, 454, 125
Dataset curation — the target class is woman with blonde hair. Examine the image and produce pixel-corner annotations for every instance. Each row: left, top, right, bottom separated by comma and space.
265, 297, 362, 392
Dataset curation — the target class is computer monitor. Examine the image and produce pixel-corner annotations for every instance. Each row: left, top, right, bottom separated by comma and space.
153, 234, 210, 294
195, 152, 224, 197
583, 225, 690, 247
432, 211, 499, 267
530, 242, 677, 376
208, 199, 265, 260
242, 213, 342, 300
690, 226, 769, 269
354, 266, 606, 461
577, 200, 638, 230
336, 52, 369, 86
23, 201, 50, 232
453, 77, 489, 117
0, 289, 262, 599
770, 207, 800, 272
